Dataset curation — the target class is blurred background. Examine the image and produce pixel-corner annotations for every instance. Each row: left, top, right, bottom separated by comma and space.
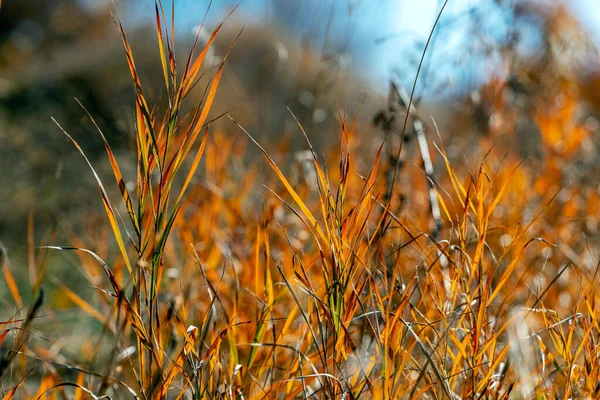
1, 0, 600, 273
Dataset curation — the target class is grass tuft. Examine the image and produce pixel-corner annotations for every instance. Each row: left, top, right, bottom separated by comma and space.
1, 1, 599, 399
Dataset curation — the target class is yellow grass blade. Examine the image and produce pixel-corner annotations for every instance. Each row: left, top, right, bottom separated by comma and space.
155, 1, 170, 93
52, 279, 106, 324
52, 119, 133, 276
2, 261, 23, 309
230, 117, 329, 246
3, 373, 28, 399
73, 372, 86, 400
76, 99, 141, 239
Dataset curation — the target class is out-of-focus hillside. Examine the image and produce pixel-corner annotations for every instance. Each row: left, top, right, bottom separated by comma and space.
0, 1, 133, 249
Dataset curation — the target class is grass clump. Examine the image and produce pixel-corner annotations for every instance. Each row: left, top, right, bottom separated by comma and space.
1, 2, 600, 399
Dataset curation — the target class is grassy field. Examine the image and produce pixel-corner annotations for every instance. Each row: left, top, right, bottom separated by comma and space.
1, 2, 600, 399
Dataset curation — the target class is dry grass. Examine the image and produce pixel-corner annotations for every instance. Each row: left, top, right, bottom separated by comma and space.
1, 2, 599, 399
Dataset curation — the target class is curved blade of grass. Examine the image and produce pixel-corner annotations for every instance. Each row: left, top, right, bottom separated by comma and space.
155, 1, 170, 94
229, 117, 328, 246
3, 372, 29, 400
178, 4, 239, 102
76, 99, 140, 241
0, 289, 43, 379
43, 245, 152, 349
52, 118, 133, 276
50, 277, 107, 325
112, 12, 162, 172
2, 261, 23, 309
151, 326, 197, 399
173, 126, 209, 209
174, 31, 240, 177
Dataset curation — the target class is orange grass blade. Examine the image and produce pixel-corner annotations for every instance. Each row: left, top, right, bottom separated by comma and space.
52, 119, 133, 276
44, 245, 153, 349
76, 99, 141, 239
155, 1, 170, 93
433, 185, 452, 222
230, 117, 329, 246
0, 330, 8, 347
113, 13, 163, 171
73, 372, 86, 400
489, 238, 551, 304
344, 142, 383, 247
173, 126, 209, 208
287, 108, 336, 238
168, 64, 223, 181
2, 261, 23, 309
173, 30, 241, 177
177, 6, 239, 102
3, 373, 28, 400
51, 279, 107, 325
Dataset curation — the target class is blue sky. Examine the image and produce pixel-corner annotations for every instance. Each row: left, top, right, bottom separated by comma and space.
573, 0, 600, 40
112, 0, 600, 96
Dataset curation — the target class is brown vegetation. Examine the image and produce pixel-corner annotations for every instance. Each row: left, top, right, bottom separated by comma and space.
1, 1, 600, 399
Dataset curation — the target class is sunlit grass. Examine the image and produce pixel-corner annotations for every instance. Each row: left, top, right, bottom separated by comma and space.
1, 2, 599, 399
